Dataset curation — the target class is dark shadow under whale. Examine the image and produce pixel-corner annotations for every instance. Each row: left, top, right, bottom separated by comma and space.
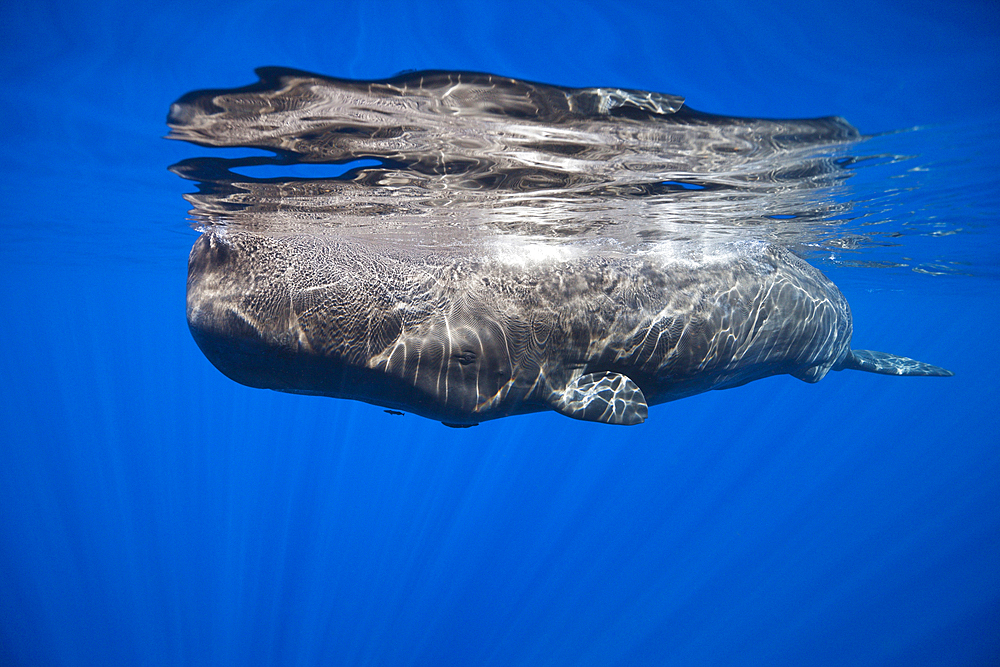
172, 69, 952, 426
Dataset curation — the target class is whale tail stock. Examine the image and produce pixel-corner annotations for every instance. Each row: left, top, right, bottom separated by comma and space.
840, 349, 954, 377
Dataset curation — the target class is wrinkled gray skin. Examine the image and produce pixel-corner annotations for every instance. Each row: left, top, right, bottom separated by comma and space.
187, 230, 952, 426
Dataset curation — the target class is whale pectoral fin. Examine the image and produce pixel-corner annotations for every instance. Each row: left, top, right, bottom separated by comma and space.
548, 371, 648, 425
841, 350, 954, 377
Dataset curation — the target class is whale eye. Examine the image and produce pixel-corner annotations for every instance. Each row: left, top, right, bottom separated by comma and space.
455, 351, 477, 365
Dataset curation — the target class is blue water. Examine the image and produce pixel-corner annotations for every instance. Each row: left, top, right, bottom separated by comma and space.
2, 1, 998, 665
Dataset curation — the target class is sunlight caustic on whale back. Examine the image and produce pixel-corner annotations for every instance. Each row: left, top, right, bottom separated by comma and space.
172, 69, 952, 426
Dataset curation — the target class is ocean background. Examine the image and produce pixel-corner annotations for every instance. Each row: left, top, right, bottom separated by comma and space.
1, 1, 997, 665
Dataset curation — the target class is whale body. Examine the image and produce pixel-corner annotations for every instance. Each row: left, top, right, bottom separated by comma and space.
187, 230, 952, 426
170, 68, 953, 426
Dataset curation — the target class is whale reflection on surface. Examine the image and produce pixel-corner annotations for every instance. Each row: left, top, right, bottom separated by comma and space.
170, 68, 951, 426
